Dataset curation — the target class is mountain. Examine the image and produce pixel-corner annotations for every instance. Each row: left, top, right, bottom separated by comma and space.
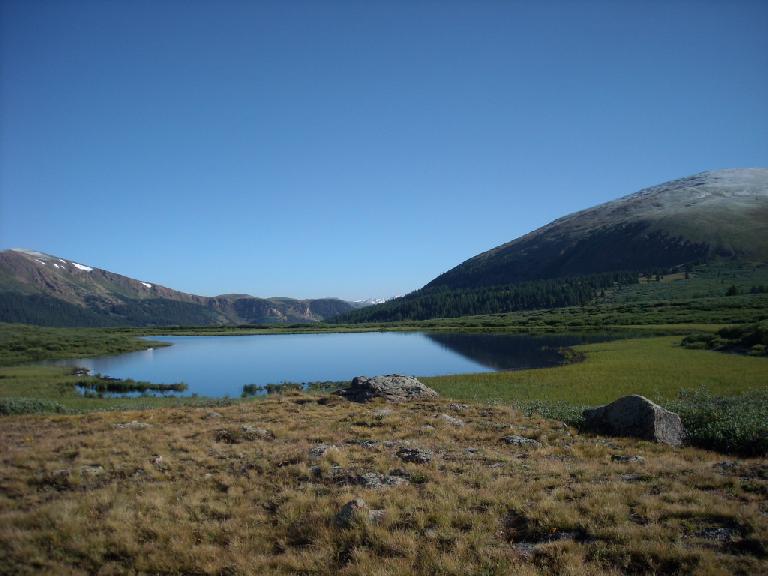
427, 168, 768, 290
0, 249, 354, 326
336, 168, 768, 322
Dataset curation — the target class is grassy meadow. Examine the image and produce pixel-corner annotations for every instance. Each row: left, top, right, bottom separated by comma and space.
1, 395, 767, 576
0, 271, 767, 575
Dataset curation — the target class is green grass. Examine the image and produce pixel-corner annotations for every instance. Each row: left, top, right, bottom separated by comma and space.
0, 365, 237, 412
0, 323, 168, 366
423, 336, 768, 405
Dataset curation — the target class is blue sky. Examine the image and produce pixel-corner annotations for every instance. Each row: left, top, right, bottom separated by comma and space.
1, 0, 767, 300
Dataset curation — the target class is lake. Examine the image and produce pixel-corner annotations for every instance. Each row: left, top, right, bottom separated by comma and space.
49, 331, 615, 397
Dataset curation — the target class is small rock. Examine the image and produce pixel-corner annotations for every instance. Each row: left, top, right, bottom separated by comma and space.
695, 527, 739, 542
448, 403, 469, 412
79, 465, 105, 477
582, 395, 685, 446
373, 408, 393, 418
439, 413, 465, 427
396, 447, 433, 464
114, 420, 151, 430
203, 411, 223, 419
714, 461, 739, 473
214, 429, 239, 444
309, 443, 338, 460
388, 468, 412, 479
335, 498, 369, 528
421, 424, 435, 431
620, 473, 646, 482
356, 472, 407, 489
368, 509, 386, 524
465, 447, 480, 454
241, 425, 274, 440
501, 435, 541, 448
611, 455, 645, 464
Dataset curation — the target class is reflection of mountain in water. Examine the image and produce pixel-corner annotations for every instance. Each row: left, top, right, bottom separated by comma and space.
425, 333, 612, 371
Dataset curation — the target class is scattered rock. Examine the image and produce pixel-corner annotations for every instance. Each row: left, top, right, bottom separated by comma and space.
439, 413, 465, 427
620, 473, 647, 482
241, 425, 274, 440
335, 375, 439, 403
335, 498, 369, 528
203, 411, 222, 420
346, 439, 379, 449
421, 424, 435, 432
368, 509, 387, 524
695, 527, 740, 542
114, 420, 152, 430
355, 472, 407, 489
448, 403, 469, 412
309, 443, 338, 460
79, 465, 105, 477
388, 468, 412, 480
465, 447, 480, 454
713, 461, 739, 474
582, 395, 685, 446
611, 455, 645, 464
373, 408, 393, 418
396, 447, 433, 464
501, 435, 541, 448
214, 429, 239, 444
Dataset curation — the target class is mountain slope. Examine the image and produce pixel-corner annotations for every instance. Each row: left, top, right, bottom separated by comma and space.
336, 168, 768, 322
0, 250, 354, 326
427, 168, 768, 290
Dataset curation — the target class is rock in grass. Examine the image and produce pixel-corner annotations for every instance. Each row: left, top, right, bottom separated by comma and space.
439, 413, 465, 427
241, 425, 274, 440
582, 395, 685, 446
336, 498, 386, 527
611, 454, 645, 464
335, 375, 439, 403
114, 420, 151, 430
355, 472, 407, 489
501, 435, 541, 448
396, 447, 433, 464
308, 443, 338, 460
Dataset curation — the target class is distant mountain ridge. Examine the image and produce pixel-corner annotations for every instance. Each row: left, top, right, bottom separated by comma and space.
0, 249, 354, 326
337, 168, 768, 322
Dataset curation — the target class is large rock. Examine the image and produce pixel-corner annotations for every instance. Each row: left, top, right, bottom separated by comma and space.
335, 375, 439, 403
582, 395, 685, 446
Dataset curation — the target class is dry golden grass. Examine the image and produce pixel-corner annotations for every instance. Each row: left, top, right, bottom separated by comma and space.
1, 394, 766, 575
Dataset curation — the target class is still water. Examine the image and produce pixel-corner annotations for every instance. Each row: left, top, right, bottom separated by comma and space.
49, 332, 614, 397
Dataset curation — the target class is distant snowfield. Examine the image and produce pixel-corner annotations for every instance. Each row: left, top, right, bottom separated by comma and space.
72, 262, 93, 272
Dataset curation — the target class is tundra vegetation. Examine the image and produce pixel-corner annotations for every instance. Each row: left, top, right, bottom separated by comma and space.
1, 395, 766, 575
0, 262, 767, 573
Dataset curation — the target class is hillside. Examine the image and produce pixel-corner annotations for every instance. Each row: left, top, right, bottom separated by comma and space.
428, 168, 768, 290
0, 249, 354, 326
337, 168, 768, 322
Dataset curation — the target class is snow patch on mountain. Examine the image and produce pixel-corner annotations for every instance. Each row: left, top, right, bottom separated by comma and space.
72, 263, 93, 272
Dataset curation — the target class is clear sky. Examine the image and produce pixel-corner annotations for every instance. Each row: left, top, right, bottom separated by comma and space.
1, 0, 767, 300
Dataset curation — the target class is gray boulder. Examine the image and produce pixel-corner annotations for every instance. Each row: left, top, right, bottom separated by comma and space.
583, 395, 685, 446
335, 375, 439, 403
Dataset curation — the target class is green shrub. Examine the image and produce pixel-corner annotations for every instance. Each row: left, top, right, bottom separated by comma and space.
0, 397, 68, 415
668, 389, 768, 456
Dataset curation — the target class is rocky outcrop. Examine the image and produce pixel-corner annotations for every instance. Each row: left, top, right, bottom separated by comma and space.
335, 375, 439, 403
582, 395, 685, 446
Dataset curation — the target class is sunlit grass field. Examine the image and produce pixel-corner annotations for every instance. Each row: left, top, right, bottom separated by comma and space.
423, 336, 768, 405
